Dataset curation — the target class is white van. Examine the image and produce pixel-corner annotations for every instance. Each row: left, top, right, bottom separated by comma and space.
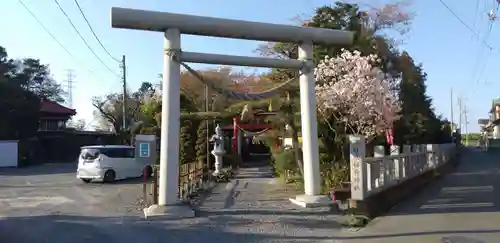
76, 145, 152, 183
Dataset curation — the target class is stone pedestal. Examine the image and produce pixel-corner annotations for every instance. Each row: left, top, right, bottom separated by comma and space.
211, 150, 224, 175
143, 203, 195, 219
289, 194, 334, 208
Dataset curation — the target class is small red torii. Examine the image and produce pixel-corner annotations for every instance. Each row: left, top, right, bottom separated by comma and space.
220, 112, 279, 155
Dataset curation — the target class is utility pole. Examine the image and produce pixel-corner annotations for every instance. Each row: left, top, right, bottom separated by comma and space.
65, 69, 75, 108
464, 105, 469, 146
450, 88, 454, 132
121, 55, 127, 131
458, 96, 463, 131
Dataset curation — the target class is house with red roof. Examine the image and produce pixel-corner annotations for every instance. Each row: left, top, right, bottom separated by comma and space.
39, 100, 76, 131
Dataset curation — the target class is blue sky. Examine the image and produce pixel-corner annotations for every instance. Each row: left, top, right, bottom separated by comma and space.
1, 0, 499, 133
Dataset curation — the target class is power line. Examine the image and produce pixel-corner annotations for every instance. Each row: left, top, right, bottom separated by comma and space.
470, 23, 493, 92
471, 1, 499, 93
74, 0, 120, 62
473, 0, 479, 29
438, 0, 493, 50
53, 0, 120, 77
18, 0, 100, 78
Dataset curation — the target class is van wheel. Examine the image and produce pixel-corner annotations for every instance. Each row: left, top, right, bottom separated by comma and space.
81, 178, 92, 183
143, 166, 153, 178
103, 170, 116, 183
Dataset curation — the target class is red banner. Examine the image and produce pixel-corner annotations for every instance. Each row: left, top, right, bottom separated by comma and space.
385, 126, 394, 145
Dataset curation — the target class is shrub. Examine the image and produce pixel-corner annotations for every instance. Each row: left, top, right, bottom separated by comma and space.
223, 153, 241, 170
196, 120, 209, 166
180, 119, 196, 164
320, 159, 350, 192
272, 148, 300, 180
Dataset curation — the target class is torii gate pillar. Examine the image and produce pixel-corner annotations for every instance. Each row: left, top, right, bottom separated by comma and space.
288, 42, 324, 207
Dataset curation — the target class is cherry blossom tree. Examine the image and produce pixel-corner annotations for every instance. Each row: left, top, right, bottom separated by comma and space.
315, 49, 400, 138
357, 0, 413, 39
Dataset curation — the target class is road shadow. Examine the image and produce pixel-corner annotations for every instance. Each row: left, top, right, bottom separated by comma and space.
78, 177, 152, 185
240, 157, 271, 168
0, 163, 77, 176
386, 149, 500, 216
0, 214, 335, 243
198, 209, 331, 217
1, 214, 498, 242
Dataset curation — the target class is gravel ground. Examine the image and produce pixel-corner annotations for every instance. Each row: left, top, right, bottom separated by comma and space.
0, 163, 348, 243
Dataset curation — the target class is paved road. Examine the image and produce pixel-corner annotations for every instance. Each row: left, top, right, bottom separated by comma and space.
335, 148, 500, 243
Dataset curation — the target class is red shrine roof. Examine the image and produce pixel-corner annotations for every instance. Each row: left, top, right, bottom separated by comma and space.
40, 100, 76, 115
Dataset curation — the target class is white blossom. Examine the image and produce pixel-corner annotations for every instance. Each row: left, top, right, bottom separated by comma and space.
315, 49, 401, 137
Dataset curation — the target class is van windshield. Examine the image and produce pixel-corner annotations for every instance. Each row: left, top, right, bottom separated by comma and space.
80, 147, 135, 159
80, 148, 100, 160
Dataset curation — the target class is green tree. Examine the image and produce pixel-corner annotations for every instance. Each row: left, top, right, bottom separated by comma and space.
0, 81, 40, 139
394, 51, 448, 144
0, 46, 64, 102
0, 46, 63, 140
15, 58, 65, 102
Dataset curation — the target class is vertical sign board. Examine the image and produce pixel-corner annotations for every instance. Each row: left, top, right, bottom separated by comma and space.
135, 134, 157, 164
139, 143, 150, 158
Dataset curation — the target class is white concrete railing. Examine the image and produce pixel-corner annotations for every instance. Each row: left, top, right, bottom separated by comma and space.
349, 135, 456, 200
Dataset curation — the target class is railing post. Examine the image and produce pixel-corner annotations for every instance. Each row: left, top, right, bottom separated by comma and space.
390, 145, 401, 183
418, 144, 426, 173
426, 144, 437, 170
410, 145, 417, 175
152, 166, 159, 204
439, 144, 446, 164
403, 145, 411, 179
349, 135, 367, 200
373, 145, 385, 188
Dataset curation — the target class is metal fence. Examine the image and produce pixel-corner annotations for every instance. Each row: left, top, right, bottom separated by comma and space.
144, 160, 237, 206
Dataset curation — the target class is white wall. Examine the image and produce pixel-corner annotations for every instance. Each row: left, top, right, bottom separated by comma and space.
0, 141, 18, 167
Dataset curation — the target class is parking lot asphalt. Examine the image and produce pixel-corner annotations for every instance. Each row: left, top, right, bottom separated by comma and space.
0, 163, 146, 218
0, 163, 160, 242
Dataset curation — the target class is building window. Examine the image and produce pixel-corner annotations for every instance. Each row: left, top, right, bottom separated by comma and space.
47, 121, 57, 130
39, 119, 67, 130
58, 120, 65, 129
39, 120, 47, 130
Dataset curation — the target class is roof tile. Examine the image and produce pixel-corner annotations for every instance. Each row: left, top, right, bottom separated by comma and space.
40, 100, 76, 115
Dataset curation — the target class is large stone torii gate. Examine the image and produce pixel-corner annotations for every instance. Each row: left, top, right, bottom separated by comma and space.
111, 7, 354, 219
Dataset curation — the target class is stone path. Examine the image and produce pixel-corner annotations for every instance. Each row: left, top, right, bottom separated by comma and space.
172, 164, 346, 243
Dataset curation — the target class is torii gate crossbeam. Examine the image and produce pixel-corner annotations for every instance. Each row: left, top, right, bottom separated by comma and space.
111, 7, 353, 219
